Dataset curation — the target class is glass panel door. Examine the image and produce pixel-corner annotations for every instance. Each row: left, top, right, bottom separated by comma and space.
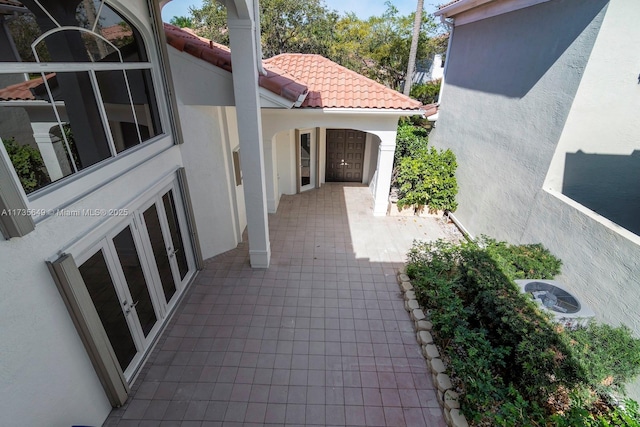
162, 190, 189, 281
78, 219, 168, 377
78, 247, 138, 373
299, 130, 316, 192
111, 225, 159, 338
143, 203, 177, 304
72, 179, 195, 380
138, 184, 194, 310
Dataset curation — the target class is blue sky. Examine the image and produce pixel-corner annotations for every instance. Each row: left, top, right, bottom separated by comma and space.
161, 0, 440, 22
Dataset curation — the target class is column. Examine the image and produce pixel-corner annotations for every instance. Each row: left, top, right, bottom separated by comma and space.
31, 122, 69, 181
372, 131, 397, 216
226, 1, 271, 268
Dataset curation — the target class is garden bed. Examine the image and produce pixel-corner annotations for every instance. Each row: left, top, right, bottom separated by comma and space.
402, 237, 640, 426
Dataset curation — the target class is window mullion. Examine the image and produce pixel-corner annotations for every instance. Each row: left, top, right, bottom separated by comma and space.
0, 62, 154, 74
89, 70, 118, 158
121, 70, 143, 145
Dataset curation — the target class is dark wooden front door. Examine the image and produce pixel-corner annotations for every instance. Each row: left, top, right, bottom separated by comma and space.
325, 129, 365, 182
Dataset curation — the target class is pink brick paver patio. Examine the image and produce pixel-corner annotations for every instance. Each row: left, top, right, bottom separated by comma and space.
104, 184, 448, 426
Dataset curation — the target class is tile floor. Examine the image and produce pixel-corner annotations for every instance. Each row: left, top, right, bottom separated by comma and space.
104, 184, 450, 426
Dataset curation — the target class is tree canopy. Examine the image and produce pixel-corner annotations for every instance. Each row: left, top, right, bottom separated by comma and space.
179, 0, 448, 92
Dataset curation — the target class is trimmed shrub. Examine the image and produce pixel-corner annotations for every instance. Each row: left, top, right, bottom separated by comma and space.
410, 79, 441, 105
395, 147, 458, 212
567, 323, 640, 395
479, 236, 562, 280
406, 238, 640, 426
2, 137, 48, 193
394, 121, 429, 166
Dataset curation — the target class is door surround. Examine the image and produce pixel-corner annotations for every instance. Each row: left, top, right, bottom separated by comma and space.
54, 172, 196, 384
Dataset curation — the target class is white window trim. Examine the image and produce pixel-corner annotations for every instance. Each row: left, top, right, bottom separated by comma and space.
1, 0, 176, 217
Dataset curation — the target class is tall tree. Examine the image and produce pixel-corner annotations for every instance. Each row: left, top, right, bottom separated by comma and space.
187, 0, 337, 57
169, 16, 194, 29
330, 3, 437, 90
403, 0, 423, 96
188, 1, 228, 45
183, 0, 446, 93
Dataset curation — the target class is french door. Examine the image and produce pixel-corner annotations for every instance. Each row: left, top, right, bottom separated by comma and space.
76, 182, 195, 379
325, 129, 365, 182
298, 129, 316, 192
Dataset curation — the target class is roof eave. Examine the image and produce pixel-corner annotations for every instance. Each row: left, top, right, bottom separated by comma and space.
435, 0, 495, 17
296, 107, 423, 116
0, 4, 28, 14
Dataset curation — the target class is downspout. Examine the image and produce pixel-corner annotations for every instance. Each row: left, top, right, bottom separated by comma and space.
253, 0, 268, 76
437, 15, 454, 105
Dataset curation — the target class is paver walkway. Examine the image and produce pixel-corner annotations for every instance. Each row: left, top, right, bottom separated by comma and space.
105, 184, 449, 426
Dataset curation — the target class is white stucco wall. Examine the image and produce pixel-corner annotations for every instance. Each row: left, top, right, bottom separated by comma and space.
523, 190, 640, 399
365, 133, 380, 185
177, 104, 242, 258
261, 109, 406, 213
275, 130, 296, 196
0, 143, 186, 426
169, 39, 249, 256
167, 47, 235, 107
0, 1, 196, 424
225, 108, 247, 238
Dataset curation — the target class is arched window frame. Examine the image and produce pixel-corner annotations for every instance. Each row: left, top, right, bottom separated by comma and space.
0, 0, 168, 200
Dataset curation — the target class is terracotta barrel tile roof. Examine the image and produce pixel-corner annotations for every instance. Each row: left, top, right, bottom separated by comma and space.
100, 24, 133, 41
0, 74, 55, 101
421, 103, 438, 117
0, 23, 422, 112
0, 0, 25, 8
164, 24, 307, 104
265, 54, 422, 110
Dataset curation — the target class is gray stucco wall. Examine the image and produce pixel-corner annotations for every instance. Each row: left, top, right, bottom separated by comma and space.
432, 0, 609, 241
562, 150, 640, 235
431, 0, 640, 399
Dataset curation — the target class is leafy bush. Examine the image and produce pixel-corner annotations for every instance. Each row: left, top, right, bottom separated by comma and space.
406, 238, 640, 426
394, 121, 429, 166
567, 323, 640, 395
395, 146, 458, 212
2, 137, 48, 193
553, 399, 640, 427
410, 79, 441, 105
478, 236, 562, 280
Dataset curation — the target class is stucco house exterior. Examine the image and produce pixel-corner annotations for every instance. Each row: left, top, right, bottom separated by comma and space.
431, 0, 640, 397
0, 1, 422, 425
413, 54, 444, 85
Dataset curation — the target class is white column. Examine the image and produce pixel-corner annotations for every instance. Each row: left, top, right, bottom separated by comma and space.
372, 131, 397, 216
226, 3, 271, 268
31, 122, 67, 181
264, 135, 279, 213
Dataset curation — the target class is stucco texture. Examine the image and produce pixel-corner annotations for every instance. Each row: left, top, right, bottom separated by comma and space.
432, 0, 609, 240
431, 0, 640, 399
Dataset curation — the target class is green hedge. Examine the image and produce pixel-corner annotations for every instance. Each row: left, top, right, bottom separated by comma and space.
406, 238, 640, 426
393, 122, 458, 213
395, 146, 458, 212
2, 137, 48, 193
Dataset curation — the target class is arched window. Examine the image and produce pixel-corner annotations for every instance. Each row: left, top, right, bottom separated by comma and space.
0, 0, 162, 194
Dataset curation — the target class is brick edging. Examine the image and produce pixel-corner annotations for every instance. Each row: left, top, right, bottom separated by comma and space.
398, 271, 470, 427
